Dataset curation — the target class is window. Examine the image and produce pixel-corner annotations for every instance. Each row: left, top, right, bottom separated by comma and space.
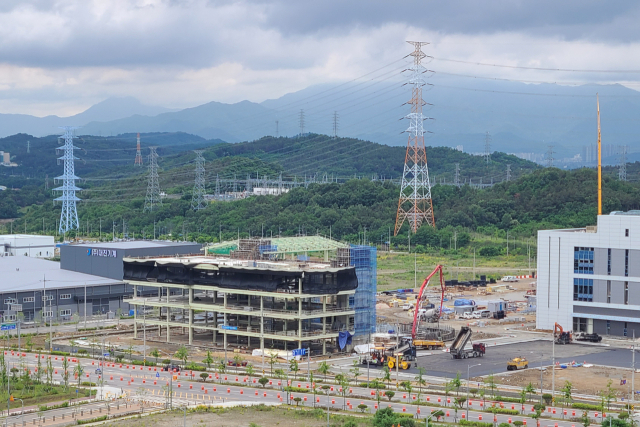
625, 250, 629, 277
2, 315, 15, 322
43, 311, 53, 319
607, 320, 611, 335
574, 247, 594, 274
607, 280, 612, 303
625, 322, 629, 337
626, 229, 630, 237
625, 282, 629, 305
573, 317, 587, 333
608, 249, 612, 275
22, 297, 34, 303
59, 309, 71, 316
60, 294, 71, 300
573, 278, 593, 302
3, 298, 16, 305
42, 295, 53, 301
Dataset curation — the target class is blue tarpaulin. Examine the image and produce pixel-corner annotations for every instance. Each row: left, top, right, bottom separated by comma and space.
338, 331, 352, 350
454, 299, 476, 306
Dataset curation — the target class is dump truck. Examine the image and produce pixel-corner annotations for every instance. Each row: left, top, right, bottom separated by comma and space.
575, 332, 603, 343
554, 322, 573, 345
413, 339, 446, 350
450, 326, 485, 359
507, 357, 529, 371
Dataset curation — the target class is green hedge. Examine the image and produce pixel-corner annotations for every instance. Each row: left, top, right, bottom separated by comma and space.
38, 402, 69, 411
131, 360, 155, 366
360, 382, 386, 389
488, 407, 519, 415
572, 403, 603, 411
185, 362, 206, 371
284, 386, 313, 393
459, 420, 494, 427
395, 412, 415, 418
77, 415, 108, 425
51, 351, 71, 356
494, 396, 522, 403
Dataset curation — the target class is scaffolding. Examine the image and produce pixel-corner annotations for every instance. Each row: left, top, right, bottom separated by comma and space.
350, 245, 376, 339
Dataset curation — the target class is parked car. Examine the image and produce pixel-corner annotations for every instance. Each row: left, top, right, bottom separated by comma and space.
473, 310, 491, 319
402, 303, 414, 311
461, 312, 474, 320
163, 364, 181, 372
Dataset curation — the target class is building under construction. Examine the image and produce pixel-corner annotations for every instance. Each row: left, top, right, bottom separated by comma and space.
124, 236, 376, 355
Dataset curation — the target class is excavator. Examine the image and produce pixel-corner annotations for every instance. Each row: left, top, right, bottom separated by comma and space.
554, 322, 573, 345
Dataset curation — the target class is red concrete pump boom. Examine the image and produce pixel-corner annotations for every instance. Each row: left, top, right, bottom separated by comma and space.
411, 264, 445, 341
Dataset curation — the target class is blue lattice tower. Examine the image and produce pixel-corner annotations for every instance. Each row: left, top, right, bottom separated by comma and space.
54, 127, 81, 234
350, 245, 377, 339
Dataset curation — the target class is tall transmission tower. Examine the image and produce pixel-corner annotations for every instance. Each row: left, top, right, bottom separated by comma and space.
506, 164, 511, 182
332, 111, 339, 138
454, 163, 460, 187
484, 132, 491, 165
54, 127, 81, 234
394, 41, 435, 235
191, 150, 206, 210
275, 120, 279, 137
26, 140, 30, 154
134, 133, 143, 166
545, 145, 555, 167
143, 147, 162, 212
299, 109, 305, 136
619, 145, 627, 181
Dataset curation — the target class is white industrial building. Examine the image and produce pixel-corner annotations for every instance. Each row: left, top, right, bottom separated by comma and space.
537, 211, 640, 337
0, 235, 55, 258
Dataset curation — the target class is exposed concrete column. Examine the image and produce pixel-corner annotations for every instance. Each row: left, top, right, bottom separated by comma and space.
224, 293, 227, 309
166, 308, 170, 343
133, 284, 137, 298
133, 302, 137, 339
188, 288, 193, 304
298, 297, 302, 348
322, 339, 326, 355
324, 250, 329, 262
260, 296, 264, 354
213, 310, 218, 344
188, 309, 193, 345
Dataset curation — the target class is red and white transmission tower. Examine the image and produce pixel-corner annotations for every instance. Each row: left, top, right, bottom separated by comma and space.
394, 41, 435, 236
134, 132, 143, 166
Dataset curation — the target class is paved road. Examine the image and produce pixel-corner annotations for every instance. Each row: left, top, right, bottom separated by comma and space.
0, 351, 629, 427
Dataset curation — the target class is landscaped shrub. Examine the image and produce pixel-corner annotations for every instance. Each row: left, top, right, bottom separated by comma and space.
572, 403, 602, 411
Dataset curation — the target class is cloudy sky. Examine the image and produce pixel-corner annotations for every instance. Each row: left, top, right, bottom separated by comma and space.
2, 0, 640, 116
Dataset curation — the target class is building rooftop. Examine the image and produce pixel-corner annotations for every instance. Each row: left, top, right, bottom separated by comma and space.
124, 255, 348, 273
69, 240, 201, 250
0, 256, 122, 292
206, 235, 348, 255
0, 234, 53, 240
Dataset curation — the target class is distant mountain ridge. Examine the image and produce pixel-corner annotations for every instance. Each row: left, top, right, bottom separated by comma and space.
2, 78, 640, 158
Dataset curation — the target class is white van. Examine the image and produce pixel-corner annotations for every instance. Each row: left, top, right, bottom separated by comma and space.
502, 276, 519, 282
472, 310, 491, 319
461, 312, 474, 320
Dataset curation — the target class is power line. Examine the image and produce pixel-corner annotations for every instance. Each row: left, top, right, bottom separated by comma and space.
432, 56, 640, 73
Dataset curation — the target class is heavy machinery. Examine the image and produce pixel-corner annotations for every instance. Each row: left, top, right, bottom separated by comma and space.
361, 347, 388, 366
385, 339, 417, 361
450, 326, 486, 359
554, 322, 573, 345
506, 357, 529, 371
388, 354, 411, 370
413, 339, 446, 350
575, 332, 602, 343
410, 264, 446, 342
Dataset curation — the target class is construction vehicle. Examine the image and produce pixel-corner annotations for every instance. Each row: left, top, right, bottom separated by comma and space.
506, 357, 529, 371
413, 339, 446, 350
361, 347, 388, 366
388, 354, 411, 370
385, 339, 417, 361
410, 264, 446, 342
575, 332, 602, 343
554, 322, 573, 345
450, 326, 485, 359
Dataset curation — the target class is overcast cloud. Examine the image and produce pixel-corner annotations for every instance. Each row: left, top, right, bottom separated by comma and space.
2, 0, 640, 116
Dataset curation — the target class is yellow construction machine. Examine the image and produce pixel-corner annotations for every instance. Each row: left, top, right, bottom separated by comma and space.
506, 357, 529, 371
388, 354, 411, 370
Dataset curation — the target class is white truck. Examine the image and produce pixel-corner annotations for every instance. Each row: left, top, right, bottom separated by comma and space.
501, 276, 519, 282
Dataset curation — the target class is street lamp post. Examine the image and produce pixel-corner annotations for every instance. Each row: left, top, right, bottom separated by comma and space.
143, 298, 147, 365
466, 363, 481, 420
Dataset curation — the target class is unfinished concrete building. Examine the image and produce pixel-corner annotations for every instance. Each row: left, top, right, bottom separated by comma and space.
123, 236, 376, 355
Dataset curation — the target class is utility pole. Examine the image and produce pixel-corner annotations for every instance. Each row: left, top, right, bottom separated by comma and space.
191, 150, 206, 210
134, 133, 143, 166
54, 127, 81, 234
394, 41, 435, 235
144, 147, 162, 212
299, 110, 305, 136
484, 132, 491, 165
619, 145, 627, 181
546, 145, 555, 168
332, 111, 338, 139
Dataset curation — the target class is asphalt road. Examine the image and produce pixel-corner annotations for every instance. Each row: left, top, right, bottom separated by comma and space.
358, 340, 634, 378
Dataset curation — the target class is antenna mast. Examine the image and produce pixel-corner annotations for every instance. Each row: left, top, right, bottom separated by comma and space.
394, 41, 435, 235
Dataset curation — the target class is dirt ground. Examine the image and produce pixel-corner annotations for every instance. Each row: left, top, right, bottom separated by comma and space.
105, 405, 367, 427
489, 366, 638, 397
